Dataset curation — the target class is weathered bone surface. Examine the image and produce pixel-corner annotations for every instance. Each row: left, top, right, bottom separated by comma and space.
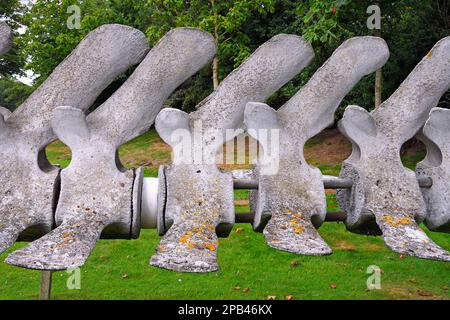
0, 21, 12, 55
416, 108, 450, 232
0, 24, 149, 255
245, 37, 389, 256
6, 28, 217, 270
337, 37, 450, 261
151, 34, 314, 272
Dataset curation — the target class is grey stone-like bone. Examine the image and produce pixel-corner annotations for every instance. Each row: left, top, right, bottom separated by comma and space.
0, 21, 12, 55
6, 28, 216, 271
245, 37, 389, 256
151, 34, 314, 273
0, 24, 149, 255
337, 37, 450, 261
416, 107, 450, 232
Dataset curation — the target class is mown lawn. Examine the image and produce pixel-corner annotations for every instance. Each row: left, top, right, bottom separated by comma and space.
0, 130, 449, 300
1, 223, 449, 300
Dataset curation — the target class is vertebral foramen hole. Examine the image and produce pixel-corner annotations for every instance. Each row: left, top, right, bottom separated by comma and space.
42, 140, 72, 170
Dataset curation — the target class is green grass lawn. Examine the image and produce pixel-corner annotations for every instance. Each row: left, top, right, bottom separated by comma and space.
1, 130, 449, 300
1, 224, 449, 300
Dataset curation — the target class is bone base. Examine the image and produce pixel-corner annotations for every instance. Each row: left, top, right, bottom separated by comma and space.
5, 161, 136, 270
375, 210, 450, 261
264, 212, 332, 256
337, 160, 427, 232
6, 217, 107, 270
338, 161, 450, 261
253, 157, 331, 256
150, 165, 234, 272
150, 221, 220, 273
0, 151, 58, 254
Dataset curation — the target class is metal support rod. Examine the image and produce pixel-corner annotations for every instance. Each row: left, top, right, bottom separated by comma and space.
417, 177, 433, 188
39, 271, 52, 300
234, 213, 256, 224
233, 176, 433, 189
235, 211, 347, 224
234, 213, 255, 224
324, 211, 348, 222
322, 175, 354, 189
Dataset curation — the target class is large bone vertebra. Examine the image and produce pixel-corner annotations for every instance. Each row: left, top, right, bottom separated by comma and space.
416, 107, 450, 232
0, 24, 149, 255
151, 34, 314, 272
5, 28, 217, 270
337, 37, 450, 261
244, 37, 389, 255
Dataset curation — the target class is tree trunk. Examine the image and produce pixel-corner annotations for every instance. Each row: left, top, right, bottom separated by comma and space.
211, 0, 219, 89
375, 68, 382, 108
213, 56, 219, 90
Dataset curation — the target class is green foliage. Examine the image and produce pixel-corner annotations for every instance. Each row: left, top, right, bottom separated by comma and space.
165, 73, 213, 112
0, 0, 29, 108
0, 0, 26, 77
297, 0, 346, 44
0, 46, 24, 78
0, 0, 23, 29
4, 0, 450, 116
268, 0, 450, 116
144, 0, 276, 109
19, 0, 113, 83
16, 0, 277, 111
0, 78, 32, 111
